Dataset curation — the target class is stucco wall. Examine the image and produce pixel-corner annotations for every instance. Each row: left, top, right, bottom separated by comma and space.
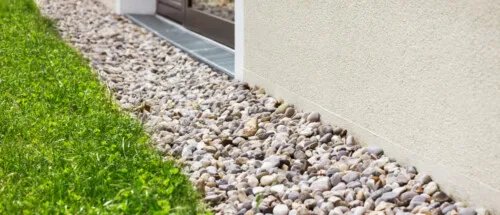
243, 0, 500, 212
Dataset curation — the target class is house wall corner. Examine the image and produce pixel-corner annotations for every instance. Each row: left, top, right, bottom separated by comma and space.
234, 0, 244, 81
99, 0, 156, 15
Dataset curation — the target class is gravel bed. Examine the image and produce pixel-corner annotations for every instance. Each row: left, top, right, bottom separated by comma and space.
38, 1, 487, 215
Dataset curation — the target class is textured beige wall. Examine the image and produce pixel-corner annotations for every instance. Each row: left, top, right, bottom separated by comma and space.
243, 0, 500, 212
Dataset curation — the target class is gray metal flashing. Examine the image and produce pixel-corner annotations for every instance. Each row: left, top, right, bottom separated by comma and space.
126, 14, 235, 77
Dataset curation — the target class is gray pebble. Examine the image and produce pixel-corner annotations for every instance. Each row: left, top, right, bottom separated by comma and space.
320, 133, 333, 143
342, 171, 360, 183
284, 107, 295, 117
330, 173, 343, 186
433, 191, 450, 203
307, 112, 320, 122
380, 192, 398, 203
369, 187, 392, 200
410, 195, 428, 208
416, 173, 432, 185
287, 191, 299, 201
366, 147, 383, 156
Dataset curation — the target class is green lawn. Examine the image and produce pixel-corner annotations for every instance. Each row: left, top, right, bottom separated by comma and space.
0, 0, 203, 214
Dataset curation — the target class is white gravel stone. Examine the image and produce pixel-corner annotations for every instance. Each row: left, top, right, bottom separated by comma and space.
424, 181, 438, 195
310, 177, 331, 192
206, 166, 217, 175
261, 156, 281, 170
270, 184, 285, 196
273, 204, 289, 215
252, 187, 265, 195
260, 175, 277, 186
247, 175, 259, 187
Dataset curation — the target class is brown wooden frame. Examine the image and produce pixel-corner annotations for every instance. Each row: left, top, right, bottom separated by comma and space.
156, 0, 234, 48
